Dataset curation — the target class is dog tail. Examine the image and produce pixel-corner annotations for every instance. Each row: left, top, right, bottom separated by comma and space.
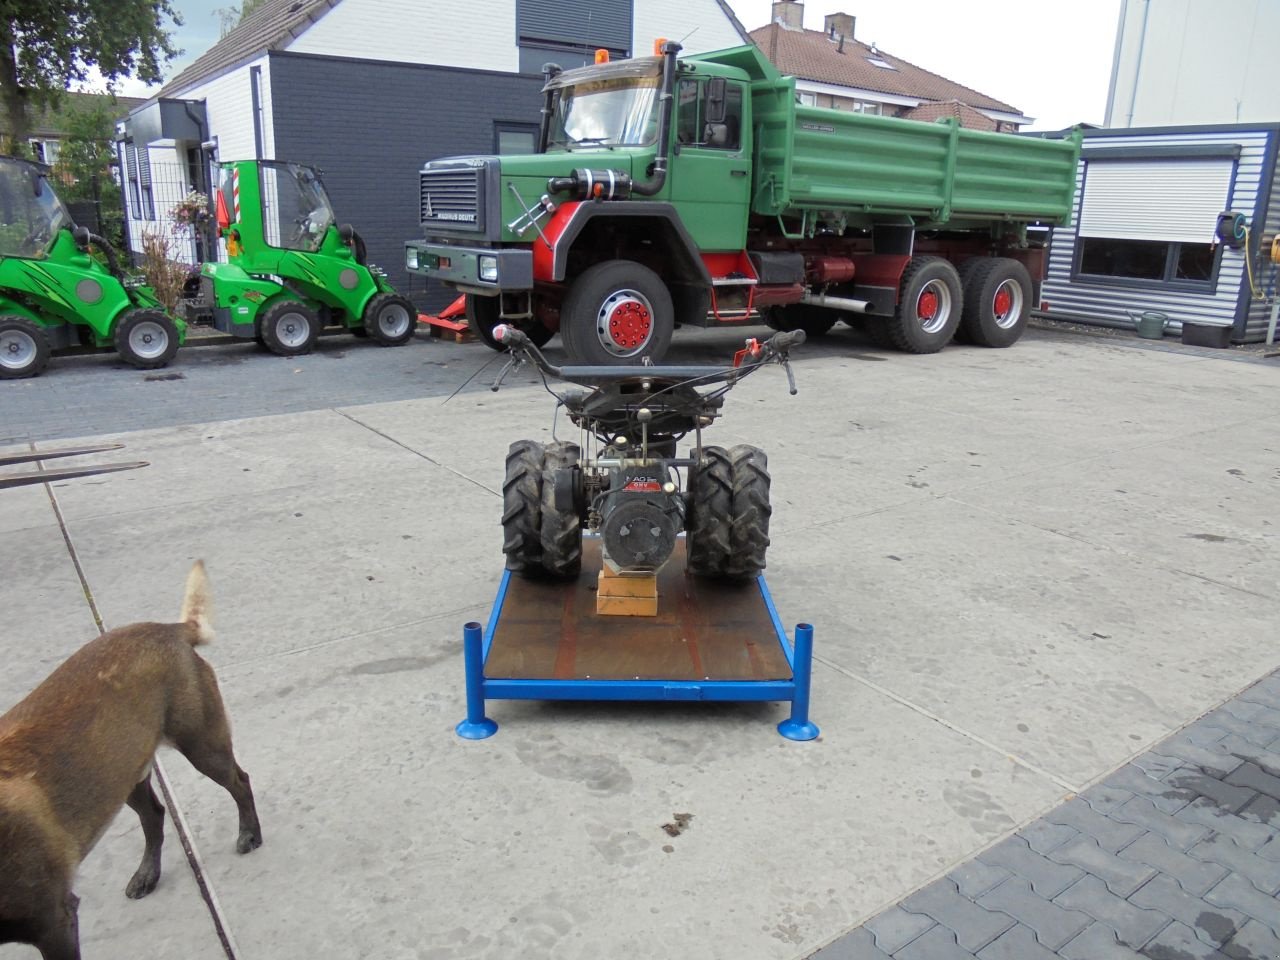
179, 560, 215, 646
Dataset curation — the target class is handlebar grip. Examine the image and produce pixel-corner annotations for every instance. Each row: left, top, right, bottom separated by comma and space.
768, 329, 806, 351
493, 324, 530, 348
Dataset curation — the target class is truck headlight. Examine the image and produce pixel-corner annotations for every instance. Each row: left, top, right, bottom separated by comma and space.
406, 247, 419, 270
479, 255, 498, 282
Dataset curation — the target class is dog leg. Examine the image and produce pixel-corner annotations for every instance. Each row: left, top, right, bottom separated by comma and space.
33, 891, 80, 960
172, 724, 262, 854
123, 776, 166, 899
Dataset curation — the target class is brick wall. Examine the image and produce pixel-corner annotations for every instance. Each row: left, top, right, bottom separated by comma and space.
269, 51, 543, 311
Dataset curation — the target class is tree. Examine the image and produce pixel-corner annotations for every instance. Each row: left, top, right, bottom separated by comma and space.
0, 1, 182, 153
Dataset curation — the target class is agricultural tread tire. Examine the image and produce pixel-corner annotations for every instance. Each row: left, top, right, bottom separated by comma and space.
0, 315, 50, 379
959, 257, 1032, 349
727, 445, 771, 580
259, 299, 320, 357
685, 445, 733, 578
887, 256, 963, 354
362, 292, 417, 346
502, 440, 545, 574
113, 308, 180, 370
539, 441, 582, 579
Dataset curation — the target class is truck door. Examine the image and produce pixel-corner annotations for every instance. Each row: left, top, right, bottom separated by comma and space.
666, 77, 751, 252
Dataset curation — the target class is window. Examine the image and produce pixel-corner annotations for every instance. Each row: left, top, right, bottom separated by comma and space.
1077, 238, 1218, 285
796, 91, 816, 107
852, 100, 881, 115
28, 139, 60, 164
516, 0, 630, 73
494, 122, 538, 155
676, 79, 743, 151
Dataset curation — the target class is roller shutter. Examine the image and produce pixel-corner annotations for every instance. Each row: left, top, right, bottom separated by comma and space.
1078, 159, 1234, 244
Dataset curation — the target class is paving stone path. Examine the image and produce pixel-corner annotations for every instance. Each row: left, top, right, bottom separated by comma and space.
812, 674, 1280, 960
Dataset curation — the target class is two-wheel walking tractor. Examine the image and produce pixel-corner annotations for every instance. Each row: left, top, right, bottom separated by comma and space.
455, 326, 820, 741
0, 156, 184, 380
201, 160, 417, 356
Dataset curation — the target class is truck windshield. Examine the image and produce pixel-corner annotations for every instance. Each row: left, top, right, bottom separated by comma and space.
0, 160, 70, 260
549, 77, 661, 149
261, 162, 336, 252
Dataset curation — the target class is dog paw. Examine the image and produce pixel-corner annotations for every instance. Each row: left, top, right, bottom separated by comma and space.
125, 870, 160, 899
236, 830, 263, 854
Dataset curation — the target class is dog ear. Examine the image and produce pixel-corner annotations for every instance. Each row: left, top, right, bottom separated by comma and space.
179, 560, 215, 645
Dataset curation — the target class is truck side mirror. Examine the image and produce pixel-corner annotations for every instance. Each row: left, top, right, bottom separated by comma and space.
705, 77, 727, 124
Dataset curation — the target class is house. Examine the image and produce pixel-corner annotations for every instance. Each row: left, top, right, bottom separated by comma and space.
0, 91, 145, 165
115, 0, 750, 304
1106, 0, 1279, 127
748, 0, 1030, 131
1039, 123, 1280, 344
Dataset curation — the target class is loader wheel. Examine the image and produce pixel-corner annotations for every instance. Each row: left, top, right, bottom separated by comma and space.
502, 440, 546, 574
259, 300, 320, 357
362, 293, 417, 346
0, 315, 50, 379
113, 309, 179, 370
686, 445, 733, 578
561, 259, 673, 364
727, 445, 771, 580
959, 258, 1032, 348
886, 256, 963, 354
467, 294, 553, 352
539, 441, 582, 579
767, 304, 837, 337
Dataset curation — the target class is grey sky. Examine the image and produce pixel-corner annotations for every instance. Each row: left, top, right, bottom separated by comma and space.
146, 0, 1120, 130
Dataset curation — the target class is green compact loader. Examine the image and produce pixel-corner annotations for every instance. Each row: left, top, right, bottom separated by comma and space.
202, 160, 416, 355
0, 156, 184, 380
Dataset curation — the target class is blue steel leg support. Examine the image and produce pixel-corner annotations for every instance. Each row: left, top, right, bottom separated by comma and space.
777, 623, 820, 741
455, 621, 498, 739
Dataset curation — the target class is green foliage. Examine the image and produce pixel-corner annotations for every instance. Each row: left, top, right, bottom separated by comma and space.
0, 1, 182, 149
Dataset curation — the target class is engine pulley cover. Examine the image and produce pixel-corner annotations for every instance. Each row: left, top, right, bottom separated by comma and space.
600, 496, 680, 571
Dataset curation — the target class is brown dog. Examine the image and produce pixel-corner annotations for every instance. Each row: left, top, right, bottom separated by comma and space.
0, 561, 261, 960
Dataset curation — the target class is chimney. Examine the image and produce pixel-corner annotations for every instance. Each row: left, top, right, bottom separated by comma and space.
823, 12, 855, 40
772, 1, 804, 30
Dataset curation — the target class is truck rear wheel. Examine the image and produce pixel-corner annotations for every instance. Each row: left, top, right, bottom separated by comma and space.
561, 260, 673, 364
466, 294, 553, 351
888, 256, 963, 354
0, 315, 50, 379
259, 300, 320, 357
767, 304, 836, 337
959, 258, 1032, 348
503, 440, 545, 574
362, 293, 417, 346
539, 441, 582, 579
114, 309, 180, 370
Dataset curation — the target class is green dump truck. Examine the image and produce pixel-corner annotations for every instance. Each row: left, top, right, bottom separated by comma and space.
405, 42, 1081, 363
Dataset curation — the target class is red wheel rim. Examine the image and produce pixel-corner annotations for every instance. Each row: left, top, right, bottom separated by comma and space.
601, 296, 653, 352
993, 287, 1013, 318
917, 290, 939, 320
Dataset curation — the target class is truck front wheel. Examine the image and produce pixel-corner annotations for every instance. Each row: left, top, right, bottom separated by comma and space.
959, 258, 1033, 348
561, 260, 674, 364
888, 256, 963, 354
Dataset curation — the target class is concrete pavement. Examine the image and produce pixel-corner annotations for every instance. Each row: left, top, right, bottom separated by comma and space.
1, 327, 1277, 959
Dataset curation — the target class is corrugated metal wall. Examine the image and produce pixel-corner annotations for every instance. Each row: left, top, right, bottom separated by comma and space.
1041, 126, 1278, 342
1242, 136, 1280, 341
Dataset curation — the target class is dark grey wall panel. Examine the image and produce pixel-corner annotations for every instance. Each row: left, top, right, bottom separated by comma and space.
268, 51, 543, 311
517, 0, 632, 50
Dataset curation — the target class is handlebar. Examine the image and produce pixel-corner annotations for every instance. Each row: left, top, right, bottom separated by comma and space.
492, 324, 803, 391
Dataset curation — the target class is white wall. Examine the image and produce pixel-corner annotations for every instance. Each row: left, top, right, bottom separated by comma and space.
1107, 0, 1280, 127
286, 0, 520, 71
284, 0, 745, 70
171, 55, 275, 161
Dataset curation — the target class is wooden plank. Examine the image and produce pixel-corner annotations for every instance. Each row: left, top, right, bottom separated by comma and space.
486, 539, 793, 682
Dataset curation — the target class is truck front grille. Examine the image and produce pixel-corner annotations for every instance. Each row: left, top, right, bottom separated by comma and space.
419, 167, 483, 231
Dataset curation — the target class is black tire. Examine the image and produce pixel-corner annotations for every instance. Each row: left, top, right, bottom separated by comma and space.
727, 445, 771, 580
259, 299, 320, 357
362, 292, 417, 346
113, 309, 180, 370
466, 294, 553, 351
561, 259, 674, 364
951, 258, 985, 344
959, 258, 1033, 348
685, 445, 733, 577
767, 304, 837, 337
0, 315, 51, 379
886, 256, 963, 354
539, 441, 582, 578
502, 440, 545, 574
861, 318, 897, 349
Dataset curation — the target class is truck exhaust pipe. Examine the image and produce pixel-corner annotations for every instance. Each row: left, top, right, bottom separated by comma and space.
801, 291, 872, 314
